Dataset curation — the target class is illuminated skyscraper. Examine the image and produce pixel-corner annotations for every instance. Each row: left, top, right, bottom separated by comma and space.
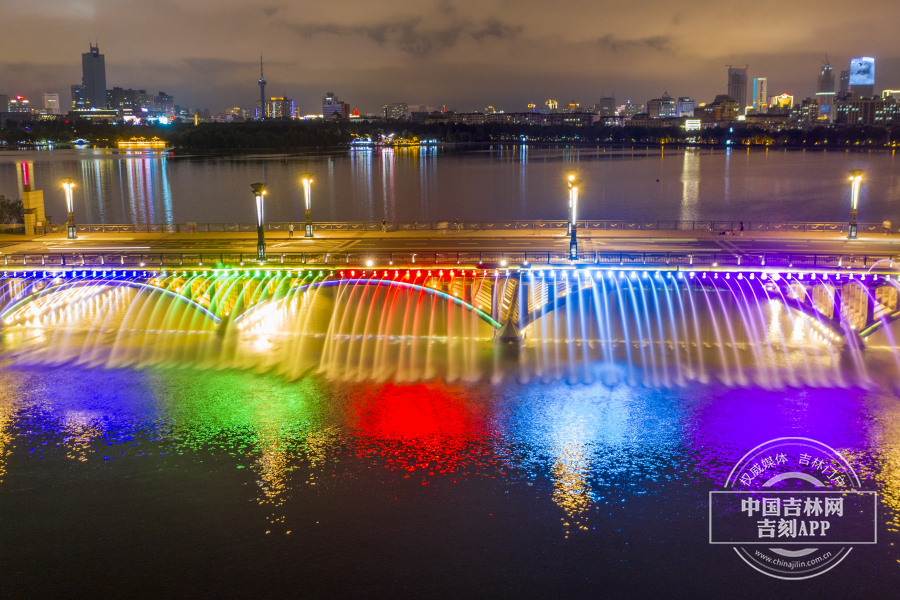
727, 65, 748, 113
752, 77, 767, 113
849, 57, 875, 98
816, 62, 835, 119
81, 43, 107, 109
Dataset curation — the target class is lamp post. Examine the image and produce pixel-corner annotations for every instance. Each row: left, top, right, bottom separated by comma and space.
848, 170, 863, 239
61, 178, 77, 239
566, 170, 581, 260
251, 183, 267, 260
301, 173, 314, 237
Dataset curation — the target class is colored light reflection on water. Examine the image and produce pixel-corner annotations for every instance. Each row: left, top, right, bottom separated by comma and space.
1, 362, 900, 596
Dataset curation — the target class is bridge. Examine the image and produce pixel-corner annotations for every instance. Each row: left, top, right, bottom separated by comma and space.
3, 221, 900, 350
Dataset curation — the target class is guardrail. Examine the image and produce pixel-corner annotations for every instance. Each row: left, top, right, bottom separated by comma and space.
41, 220, 892, 235
2, 251, 896, 271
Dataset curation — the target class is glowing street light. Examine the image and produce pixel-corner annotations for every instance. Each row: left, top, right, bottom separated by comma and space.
566, 169, 581, 260
848, 170, 863, 239
301, 173, 314, 237
61, 178, 77, 239
251, 182, 267, 260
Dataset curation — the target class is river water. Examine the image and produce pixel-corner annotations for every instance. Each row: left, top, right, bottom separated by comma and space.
1, 362, 899, 597
2, 146, 900, 596
1, 146, 898, 225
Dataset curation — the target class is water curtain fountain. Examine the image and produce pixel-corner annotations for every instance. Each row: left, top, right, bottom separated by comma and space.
2, 266, 900, 387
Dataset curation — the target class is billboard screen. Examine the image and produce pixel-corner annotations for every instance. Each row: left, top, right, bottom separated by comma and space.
850, 57, 875, 86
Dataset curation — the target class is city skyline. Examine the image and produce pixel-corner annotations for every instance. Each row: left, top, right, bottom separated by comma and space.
0, 0, 896, 114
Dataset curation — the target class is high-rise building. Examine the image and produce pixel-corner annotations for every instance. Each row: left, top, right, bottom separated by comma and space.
42, 93, 60, 114
849, 57, 875, 98
324, 93, 350, 118
71, 85, 86, 110
840, 70, 850, 93
816, 63, 835, 119
594, 97, 617, 116
382, 103, 409, 120
752, 77, 768, 112
81, 44, 107, 109
647, 92, 676, 118
676, 97, 695, 117
8, 96, 30, 113
621, 101, 642, 118
0, 95, 9, 112
267, 97, 294, 119
107, 87, 141, 114
258, 55, 267, 118
727, 66, 748, 113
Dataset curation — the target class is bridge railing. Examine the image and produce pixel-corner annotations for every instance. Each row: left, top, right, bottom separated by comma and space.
42, 220, 890, 235
2, 251, 896, 271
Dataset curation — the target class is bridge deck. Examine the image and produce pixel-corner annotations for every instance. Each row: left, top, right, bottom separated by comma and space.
2, 227, 898, 272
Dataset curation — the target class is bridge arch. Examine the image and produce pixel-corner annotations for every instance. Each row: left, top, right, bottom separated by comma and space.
0, 279, 222, 325
233, 278, 502, 329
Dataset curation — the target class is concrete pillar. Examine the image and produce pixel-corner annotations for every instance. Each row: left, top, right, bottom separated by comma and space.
22, 185, 46, 236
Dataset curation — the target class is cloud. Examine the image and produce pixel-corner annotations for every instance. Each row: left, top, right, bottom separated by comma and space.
598, 34, 673, 53
283, 16, 521, 56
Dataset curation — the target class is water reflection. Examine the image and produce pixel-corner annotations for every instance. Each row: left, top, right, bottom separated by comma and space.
680, 148, 700, 222
4, 147, 900, 224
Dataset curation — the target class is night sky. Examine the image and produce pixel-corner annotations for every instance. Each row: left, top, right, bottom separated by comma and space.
1, 0, 897, 113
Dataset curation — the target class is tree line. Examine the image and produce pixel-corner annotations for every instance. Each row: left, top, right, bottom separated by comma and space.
0, 117, 896, 149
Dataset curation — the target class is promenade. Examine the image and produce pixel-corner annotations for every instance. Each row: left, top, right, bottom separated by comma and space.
2, 224, 898, 266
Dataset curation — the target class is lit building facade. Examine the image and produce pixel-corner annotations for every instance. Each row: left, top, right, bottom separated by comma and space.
676, 97, 695, 117
8, 96, 30, 113
849, 57, 875, 98
835, 96, 884, 125
323, 93, 350, 118
42, 93, 60, 114
816, 65, 835, 119
267, 97, 294, 119
647, 92, 676, 118
752, 77, 768, 113
696, 94, 740, 121
769, 94, 794, 109
71, 85, 86, 110
382, 103, 409, 120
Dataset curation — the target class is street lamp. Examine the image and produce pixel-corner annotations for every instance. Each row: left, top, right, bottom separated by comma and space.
251, 182, 267, 260
566, 170, 581, 260
301, 173, 314, 237
61, 178, 77, 239
848, 170, 863, 239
